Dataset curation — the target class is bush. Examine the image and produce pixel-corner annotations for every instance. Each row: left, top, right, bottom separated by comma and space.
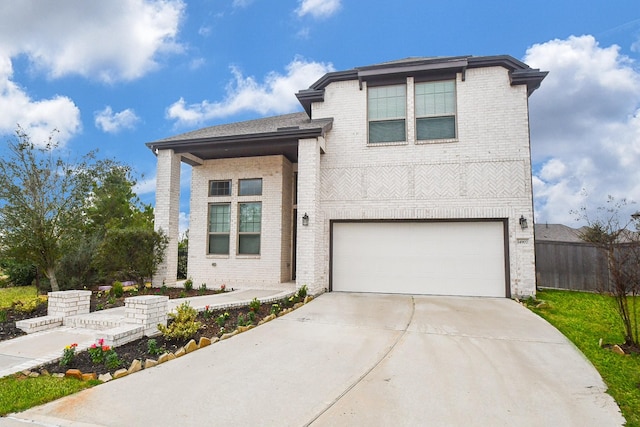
249, 297, 260, 313
157, 302, 201, 341
55, 235, 100, 289
111, 281, 124, 298
0, 259, 36, 287
183, 278, 193, 292
12, 297, 45, 313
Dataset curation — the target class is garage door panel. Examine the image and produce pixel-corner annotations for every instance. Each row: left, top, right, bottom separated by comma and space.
332, 221, 506, 297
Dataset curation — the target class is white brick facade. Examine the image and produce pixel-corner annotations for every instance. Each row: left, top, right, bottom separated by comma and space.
187, 155, 294, 288
151, 56, 544, 298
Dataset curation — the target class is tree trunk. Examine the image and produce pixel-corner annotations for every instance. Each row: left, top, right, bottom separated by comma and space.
45, 267, 60, 292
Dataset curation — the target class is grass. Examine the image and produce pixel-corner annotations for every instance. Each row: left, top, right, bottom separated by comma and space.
0, 286, 42, 310
0, 374, 99, 416
528, 289, 640, 426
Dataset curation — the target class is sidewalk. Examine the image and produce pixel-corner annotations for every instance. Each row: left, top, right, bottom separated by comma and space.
0, 287, 294, 379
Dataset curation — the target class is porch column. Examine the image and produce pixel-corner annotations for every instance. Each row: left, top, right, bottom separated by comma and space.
296, 137, 324, 294
152, 149, 181, 287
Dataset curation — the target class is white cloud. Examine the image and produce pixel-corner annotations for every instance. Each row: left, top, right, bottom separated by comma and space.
296, 0, 341, 18
0, 0, 185, 83
94, 106, 140, 133
0, 57, 80, 145
232, 0, 254, 8
0, 0, 184, 145
525, 35, 640, 225
133, 176, 156, 195
166, 57, 334, 125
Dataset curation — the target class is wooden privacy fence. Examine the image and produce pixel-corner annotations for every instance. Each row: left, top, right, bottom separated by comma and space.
535, 241, 611, 292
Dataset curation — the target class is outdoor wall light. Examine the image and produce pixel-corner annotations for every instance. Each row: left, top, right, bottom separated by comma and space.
302, 213, 309, 226
519, 215, 528, 230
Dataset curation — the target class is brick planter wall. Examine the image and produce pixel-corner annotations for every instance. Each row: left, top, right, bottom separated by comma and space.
47, 290, 91, 318
124, 295, 169, 337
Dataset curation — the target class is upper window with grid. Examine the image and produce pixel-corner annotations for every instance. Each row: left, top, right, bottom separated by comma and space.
209, 180, 231, 196
415, 80, 456, 141
368, 84, 406, 143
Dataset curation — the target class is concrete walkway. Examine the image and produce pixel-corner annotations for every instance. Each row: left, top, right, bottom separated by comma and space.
0, 288, 293, 379
1, 293, 625, 426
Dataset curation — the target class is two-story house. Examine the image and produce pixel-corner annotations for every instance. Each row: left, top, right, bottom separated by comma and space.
147, 55, 547, 298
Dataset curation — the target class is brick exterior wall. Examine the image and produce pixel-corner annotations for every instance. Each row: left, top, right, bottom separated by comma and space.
309, 66, 536, 297
187, 155, 294, 288
153, 149, 181, 287
153, 64, 537, 298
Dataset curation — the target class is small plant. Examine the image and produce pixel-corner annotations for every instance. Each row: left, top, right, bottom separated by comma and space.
147, 338, 164, 357
249, 297, 261, 313
104, 351, 123, 370
199, 283, 207, 295
160, 283, 168, 294
88, 339, 109, 364
216, 312, 230, 328
202, 305, 213, 320
111, 281, 124, 298
157, 302, 201, 341
236, 313, 247, 327
270, 303, 281, 316
247, 311, 255, 324
107, 296, 116, 305
0, 309, 7, 323
60, 343, 78, 367
179, 291, 186, 298
220, 284, 226, 292
296, 284, 308, 300
184, 278, 194, 292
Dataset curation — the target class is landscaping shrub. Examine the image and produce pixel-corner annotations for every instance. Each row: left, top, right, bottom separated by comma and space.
111, 281, 124, 298
157, 302, 201, 341
183, 278, 193, 292
0, 259, 36, 287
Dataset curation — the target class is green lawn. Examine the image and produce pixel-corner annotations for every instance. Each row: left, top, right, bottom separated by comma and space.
0, 286, 41, 309
0, 374, 98, 416
529, 289, 640, 426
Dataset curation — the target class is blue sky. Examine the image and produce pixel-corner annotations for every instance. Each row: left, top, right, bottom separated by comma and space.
0, 0, 639, 231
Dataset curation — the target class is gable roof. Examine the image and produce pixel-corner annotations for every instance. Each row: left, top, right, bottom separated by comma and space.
296, 55, 548, 116
534, 224, 585, 243
146, 112, 333, 164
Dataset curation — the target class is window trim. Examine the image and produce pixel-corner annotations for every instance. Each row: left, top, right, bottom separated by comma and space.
367, 83, 407, 144
238, 178, 263, 196
207, 203, 231, 255
237, 201, 261, 255
208, 180, 231, 197
414, 80, 457, 142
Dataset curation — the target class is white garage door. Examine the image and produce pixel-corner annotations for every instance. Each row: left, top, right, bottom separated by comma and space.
332, 221, 507, 297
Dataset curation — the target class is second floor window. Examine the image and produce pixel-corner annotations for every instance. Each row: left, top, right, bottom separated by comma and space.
368, 84, 406, 143
415, 80, 456, 140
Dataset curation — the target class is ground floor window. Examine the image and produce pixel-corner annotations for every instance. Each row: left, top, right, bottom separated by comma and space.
208, 203, 230, 254
238, 202, 261, 254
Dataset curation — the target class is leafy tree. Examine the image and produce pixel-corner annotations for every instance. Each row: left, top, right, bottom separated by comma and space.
83, 165, 154, 236
177, 230, 188, 280
0, 129, 101, 291
576, 196, 640, 348
93, 227, 168, 288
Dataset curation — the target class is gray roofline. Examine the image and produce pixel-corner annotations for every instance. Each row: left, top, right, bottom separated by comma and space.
146, 126, 329, 152
295, 55, 548, 114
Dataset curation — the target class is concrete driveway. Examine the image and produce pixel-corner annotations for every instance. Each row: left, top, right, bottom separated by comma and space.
4, 293, 624, 426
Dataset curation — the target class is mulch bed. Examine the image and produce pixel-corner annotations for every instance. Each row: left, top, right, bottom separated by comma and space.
39, 301, 285, 376
0, 285, 229, 343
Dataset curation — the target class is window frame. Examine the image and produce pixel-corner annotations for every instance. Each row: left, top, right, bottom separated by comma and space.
238, 178, 263, 196
207, 203, 231, 255
414, 80, 457, 141
208, 180, 231, 197
237, 202, 261, 255
367, 83, 407, 144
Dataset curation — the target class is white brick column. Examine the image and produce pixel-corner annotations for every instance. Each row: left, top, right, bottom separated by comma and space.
153, 149, 181, 287
296, 138, 324, 294
124, 295, 169, 337
47, 290, 92, 317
